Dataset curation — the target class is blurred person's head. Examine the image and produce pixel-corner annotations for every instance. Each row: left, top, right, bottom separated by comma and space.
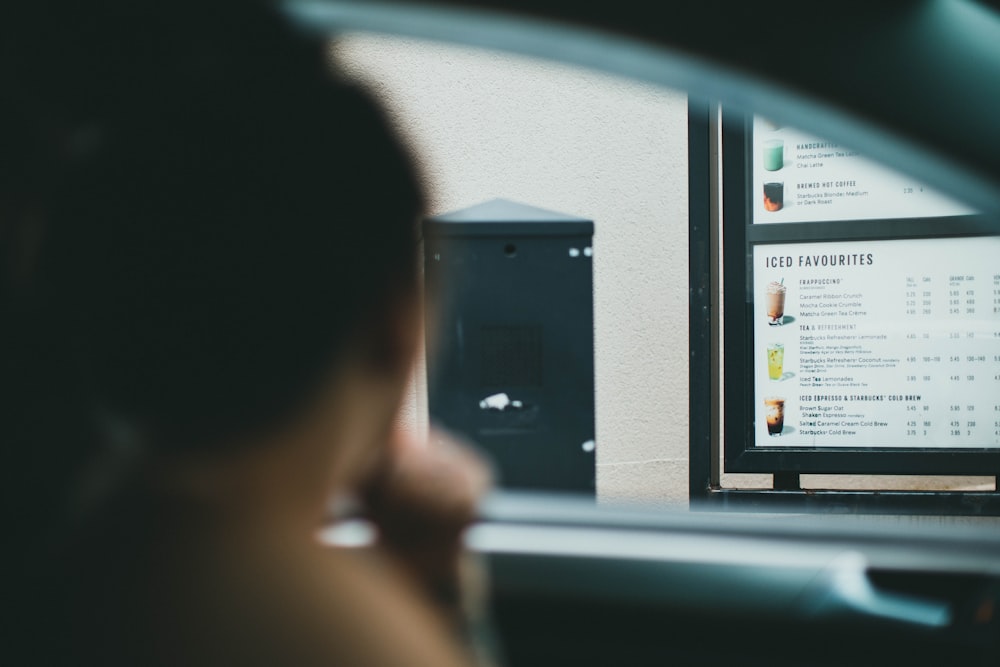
0, 0, 426, 536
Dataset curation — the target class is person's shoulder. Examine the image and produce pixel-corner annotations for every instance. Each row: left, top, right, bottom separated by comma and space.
196, 540, 476, 667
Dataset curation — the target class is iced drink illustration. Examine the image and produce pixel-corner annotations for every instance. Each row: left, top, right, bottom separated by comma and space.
767, 343, 784, 380
766, 281, 786, 325
765, 397, 785, 436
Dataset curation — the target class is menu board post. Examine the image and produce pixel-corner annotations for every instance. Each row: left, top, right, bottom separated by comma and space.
688, 97, 716, 501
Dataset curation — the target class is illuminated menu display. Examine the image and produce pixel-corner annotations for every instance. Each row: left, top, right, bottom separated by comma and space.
751, 116, 974, 224
752, 237, 1000, 448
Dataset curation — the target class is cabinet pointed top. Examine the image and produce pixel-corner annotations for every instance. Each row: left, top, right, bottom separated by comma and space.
424, 198, 593, 237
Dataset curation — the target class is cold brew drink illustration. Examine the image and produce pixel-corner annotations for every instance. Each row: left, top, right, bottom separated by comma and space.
765, 397, 785, 436
767, 343, 784, 380
766, 281, 786, 325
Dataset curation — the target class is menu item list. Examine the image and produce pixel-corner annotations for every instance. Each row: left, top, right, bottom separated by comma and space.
753, 237, 1000, 448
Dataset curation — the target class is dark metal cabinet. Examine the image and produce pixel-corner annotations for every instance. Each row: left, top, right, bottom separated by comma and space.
423, 199, 595, 493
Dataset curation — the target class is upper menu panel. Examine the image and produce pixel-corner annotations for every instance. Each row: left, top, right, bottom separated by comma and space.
751, 115, 975, 224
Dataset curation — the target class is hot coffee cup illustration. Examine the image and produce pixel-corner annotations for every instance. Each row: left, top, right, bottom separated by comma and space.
763, 181, 784, 211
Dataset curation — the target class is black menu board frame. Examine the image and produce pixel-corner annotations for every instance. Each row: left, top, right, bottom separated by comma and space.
721, 107, 1000, 476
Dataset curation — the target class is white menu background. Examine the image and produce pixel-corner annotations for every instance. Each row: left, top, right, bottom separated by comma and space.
753, 237, 1000, 448
751, 115, 975, 224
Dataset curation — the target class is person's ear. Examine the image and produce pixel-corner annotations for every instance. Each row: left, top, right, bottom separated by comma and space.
363, 290, 422, 379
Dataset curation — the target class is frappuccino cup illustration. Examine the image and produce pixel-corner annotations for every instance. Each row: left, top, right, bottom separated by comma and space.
766, 280, 786, 325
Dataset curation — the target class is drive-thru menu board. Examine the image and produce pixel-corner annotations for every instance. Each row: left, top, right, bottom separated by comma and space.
748, 116, 999, 450
753, 237, 1000, 448
717, 106, 1000, 479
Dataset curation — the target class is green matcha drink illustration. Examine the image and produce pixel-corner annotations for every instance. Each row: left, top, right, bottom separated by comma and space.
763, 139, 783, 171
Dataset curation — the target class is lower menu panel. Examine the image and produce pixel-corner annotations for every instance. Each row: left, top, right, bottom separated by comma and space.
752, 236, 1000, 448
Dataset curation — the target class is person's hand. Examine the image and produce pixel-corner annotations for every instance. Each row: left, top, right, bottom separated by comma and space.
359, 426, 493, 613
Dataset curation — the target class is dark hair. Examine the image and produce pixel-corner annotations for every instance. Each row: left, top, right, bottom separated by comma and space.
0, 0, 425, 543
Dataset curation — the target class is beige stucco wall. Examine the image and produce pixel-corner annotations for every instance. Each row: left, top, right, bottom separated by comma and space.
334, 33, 691, 505
335, 32, 995, 504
